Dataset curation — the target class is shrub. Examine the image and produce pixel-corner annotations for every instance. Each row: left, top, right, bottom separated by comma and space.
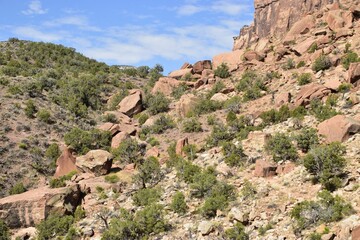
136, 113, 149, 125
260, 105, 291, 126
74, 206, 86, 222
64, 128, 111, 155
190, 168, 217, 198
0, 219, 10, 240
297, 61, 306, 68
101, 209, 139, 240
341, 51, 360, 70
37, 109, 51, 123
133, 157, 162, 188
312, 55, 331, 72
132, 187, 161, 206
309, 99, 337, 122
290, 106, 307, 120
102, 113, 118, 123
144, 92, 170, 115
175, 160, 201, 183
236, 71, 267, 101
224, 96, 242, 113
295, 127, 319, 152
337, 83, 352, 94
297, 73, 312, 85
222, 142, 247, 167
36, 214, 74, 240
207, 114, 217, 125
182, 144, 197, 161
241, 179, 257, 200
149, 114, 176, 134
206, 124, 234, 148
108, 88, 129, 110
24, 100, 37, 118
182, 118, 202, 133
147, 136, 160, 146
137, 66, 150, 78
308, 43, 318, 53
105, 174, 120, 183
201, 195, 226, 218
291, 190, 353, 230
49, 171, 77, 188
171, 83, 188, 99
191, 97, 223, 116
9, 182, 26, 195
45, 143, 61, 162
303, 142, 346, 191
170, 191, 187, 214
214, 63, 230, 78
265, 133, 298, 162
282, 58, 295, 70
112, 138, 142, 164
224, 222, 249, 240
207, 81, 225, 98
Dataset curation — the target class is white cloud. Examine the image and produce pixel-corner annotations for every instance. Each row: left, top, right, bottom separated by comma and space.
13, 27, 62, 42
211, 1, 252, 15
43, 16, 101, 31
177, 5, 203, 16
22, 0, 47, 15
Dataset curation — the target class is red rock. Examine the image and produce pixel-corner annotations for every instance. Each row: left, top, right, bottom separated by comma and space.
294, 83, 331, 107
276, 162, 295, 175
254, 159, 277, 177
326, 10, 353, 32
324, 78, 342, 90
152, 77, 181, 96
352, 225, 360, 240
212, 50, 244, 72
176, 94, 198, 117
118, 89, 143, 117
146, 147, 160, 158
169, 68, 193, 79
275, 92, 291, 107
103, 111, 132, 124
76, 150, 113, 176
284, 15, 315, 42
318, 115, 360, 143
348, 63, 360, 86
111, 132, 130, 149
202, 69, 214, 78
54, 147, 78, 178
210, 93, 229, 102
176, 137, 189, 156
180, 62, 192, 69
243, 50, 265, 62
193, 60, 212, 74
98, 122, 115, 132
293, 38, 317, 55
110, 124, 137, 136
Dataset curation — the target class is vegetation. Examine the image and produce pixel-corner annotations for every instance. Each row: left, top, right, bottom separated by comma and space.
224, 222, 249, 240
190, 96, 223, 116
265, 133, 298, 162
49, 171, 77, 188
140, 114, 176, 137
112, 138, 142, 165
236, 71, 267, 101
36, 214, 74, 240
0, 219, 10, 240
182, 118, 202, 133
341, 51, 360, 70
9, 182, 26, 195
303, 142, 347, 191
297, 73, 312, 85
170, 191, 188, 214
171, 83, 188, 99
221, 142, 247, 167
132, 187, 161, 206
133, 157, 162, 189
144, 92, 170, 115
282, 58, 295, 70
104, 174, 120, 183
312, 55, 331, 72
24, 100, 37, 118
309, 99, 337, 122
214, 63, 230, 78
294, 127, 319, 153
37, 109, 52, 123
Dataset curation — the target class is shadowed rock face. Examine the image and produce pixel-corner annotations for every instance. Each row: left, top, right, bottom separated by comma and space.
233, 0, 334, 50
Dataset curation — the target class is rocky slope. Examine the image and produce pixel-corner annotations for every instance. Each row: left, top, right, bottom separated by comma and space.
1, 0, 360, 240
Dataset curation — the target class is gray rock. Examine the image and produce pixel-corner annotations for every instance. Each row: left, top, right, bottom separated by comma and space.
198, 221, 214, 235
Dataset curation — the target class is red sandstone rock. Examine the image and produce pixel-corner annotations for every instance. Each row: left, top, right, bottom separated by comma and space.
152, 77, 181, 96
118, 89, 143, 117
111, 132, 130, 149
254, 159, 277, 177
318, 115, 360, 143
54, 147, 78, 178
76, 150, 113, 176
294, 83, 331, 106
193, 60, 212, 74
348, 63, 360, 86
169, 68, 193, 79
276, 162, 295, 175
243, 50, 265, 62
176, 94, 198, 117
176, 137, 189, 156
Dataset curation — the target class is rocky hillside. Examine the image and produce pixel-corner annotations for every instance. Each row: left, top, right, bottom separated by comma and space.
1, 0, 360, 239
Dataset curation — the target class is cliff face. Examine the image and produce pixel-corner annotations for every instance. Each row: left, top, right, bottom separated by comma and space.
233, 0, 335, 50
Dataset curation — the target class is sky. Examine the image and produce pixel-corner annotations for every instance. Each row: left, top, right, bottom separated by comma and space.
0, 0, 254, 73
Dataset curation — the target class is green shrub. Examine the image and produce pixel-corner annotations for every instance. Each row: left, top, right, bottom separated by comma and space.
144, 92, 170, 115
297, 73, 312, 85
207, 81, 225, 98
37, 109, 51, 123
297, 61, 306, 68
326, 94, 339, 106
291, 190, 353, 230
241, 179, 257, 200
137, 66, 150, 78
201, 195, 226, 218
303, 142, 346, 191
337, 83, 352, 94
224, 222, 249, 240
101, 209, 139, 240
282, 58, 295, 70
171, 83, 188, 100
236, 71, 267, 101
206, 124, 234, 148
112, 138, 142, 164
105, 174, 120, 183
190, 168, 217, 198
309, 99, 337, 122
182, 144, 197, 161
224, 96, 242, 113
64, 128, 111, 155
312, 55, 331, 72
102, 113, 118, 123
295, 127, 319, 152
24, 100, 37, 118
108, 88, 129, 110
170, 191, 187, 214
0, 219, 10, 240
182, 118, 202, 133
258, 222, 274, 236
9, 182, 26, 195
308, 43, 318, 53
222, 142, 247, 167
74, 206, 86, 222
132, 187, 161, 206
175, 160, 201, 183
45, 143, 61, 162
341, 51, 360, 70
214, 63, 230, 78
265, 133, 298, 162
36, 214, 74, 240
49, 171, 77, 188
133, 157, 162, 189
136, 113, 149, 125
191, 97, 223, 116
149, 114, 176, 134
260, 105, 291, 126
207, 114, 217, 125
147, 136, 160, 146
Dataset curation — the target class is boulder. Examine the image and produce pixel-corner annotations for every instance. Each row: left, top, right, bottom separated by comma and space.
176, 94, 198, 117
352, 225, 360, 240
276, 162, 296, 175
210, 93, 230, 102
284, 15, 315, 41
293, 38, 317, 55
212, 50, 243, 72
103, 111, 132, 124
118, 89, 143, 117
180, 62, 192, 69
229, 207, 249, 224
0, 184, 84, 228
54, 147, 78, 178
198, 221, 214, 235
323, 78, 342, 90
275, 92, 291, 107
145, 147, 160, 158
348, 62, 360, 86
111, 132, 130, 149
318, 115, 360, 143
176, 137, 189, 156
326, 10, 353, 32
193, 60, 212, 74
110, 123, 137, 136
243, 50, 265, 62
294, 83, 332, 107
254, 159, 277, 177
152, 77, 181, 96
169, 68, 193, 79
76, 150, 113, 176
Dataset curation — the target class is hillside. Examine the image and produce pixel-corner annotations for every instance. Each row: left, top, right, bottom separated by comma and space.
1, 0, 360, 239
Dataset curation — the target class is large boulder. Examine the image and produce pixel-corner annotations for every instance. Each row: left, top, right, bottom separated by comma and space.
284, 15, 315, 41
168, 68, 193, 79
254, 159, 277, 177
111, 132, 130, 149
318, 115, 360, 143
176, 94, 198, 117
193, 60, 212, 74
76, 150, 113, 176
118, 89, 143, 117
326, 10, 353, 32
0, 184, 84, 228
294, 83, 332, 107
54, 147, 78, 178
212, 50, 243, 72
152, 77, 181, 96
348, 62, 360, 86
176, 137, 189, 156
243, 50, 265, 62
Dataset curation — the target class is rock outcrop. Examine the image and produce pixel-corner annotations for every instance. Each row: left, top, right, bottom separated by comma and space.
348, 62, 360, 86
318, 115, 360, 143
118, 89, 143, 117
76, 150, 113, 176
152, 77, 181, 96
54, 147, 78, 178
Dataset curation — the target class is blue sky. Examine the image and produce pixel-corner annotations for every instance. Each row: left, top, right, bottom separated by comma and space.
1, 0, 253, 73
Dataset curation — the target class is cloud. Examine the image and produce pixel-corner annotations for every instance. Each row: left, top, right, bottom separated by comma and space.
177, 5, 203, 16
22, 0, 47, 15
43, 16, 101, 31
211, 1, 252, 15
13, 27, 62, 42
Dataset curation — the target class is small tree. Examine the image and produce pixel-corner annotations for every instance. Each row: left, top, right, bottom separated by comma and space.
312, 55, 331, 72
295, 128, 319, 153
214, 63, 230, 78
132, 187, 161, 206
36, 214, 74, 240
170, 191, 187, 214
133, 157, 162, 188
0, 219, 10, 240
112, 138, 142, 165
37, 109, 52, 123
144, 92, 170, 115
182, 118, 202, 133
265, 133, 298, 162
24, 100, 37, 118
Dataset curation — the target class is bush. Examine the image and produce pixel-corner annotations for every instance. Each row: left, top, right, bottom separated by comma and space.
341, 51, 360, 70
295, 127, 319, 152
137, 66, 150, 78
64, 128, 111, 155
24, 100, 37, 118
175, 160, 201, 183
171, 83, 188, 99
291, 190, 353, 230
36, 214, 74, 240
265, 133, 298, 162
133, 157, 162, 188
297, 61, 306, 68
136, 113, 149, 125
207, 81, 225, 98
45, 143, 61, 162
224, 222, 249, 240
170, 191, 187, 214
303, 142, 346, 191
224, 96, 242, 113
74, 206, 86, 222
0, 219, 10, 240
282, 58, 295, 70
214, 63, 230, 78
337, 83, 352, 94
9, 182, 26, 195
206, 124, 234, 148
308, 43, 318, 53
102, 113, 118, 123
105, 174, 120, 183
297, 73, 312, 85
49, 171, 77, 188
37, 109, 51, 123
148, 114, 176, 134
108, 88, 129, 110
144, 92, 170, 115
309, 99, 337, 122
241, 179, 257, 200
112, 138, 142, 164
191, 97, 223, 116
190, 168, 217, 198
182, 144, 197, 161
260, 105, 291, 126
312, 55, 331, 72
222, 142, 247, 167
132, 187, 161, 206
182, 118, 202, 133
236, 71, 267, 101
